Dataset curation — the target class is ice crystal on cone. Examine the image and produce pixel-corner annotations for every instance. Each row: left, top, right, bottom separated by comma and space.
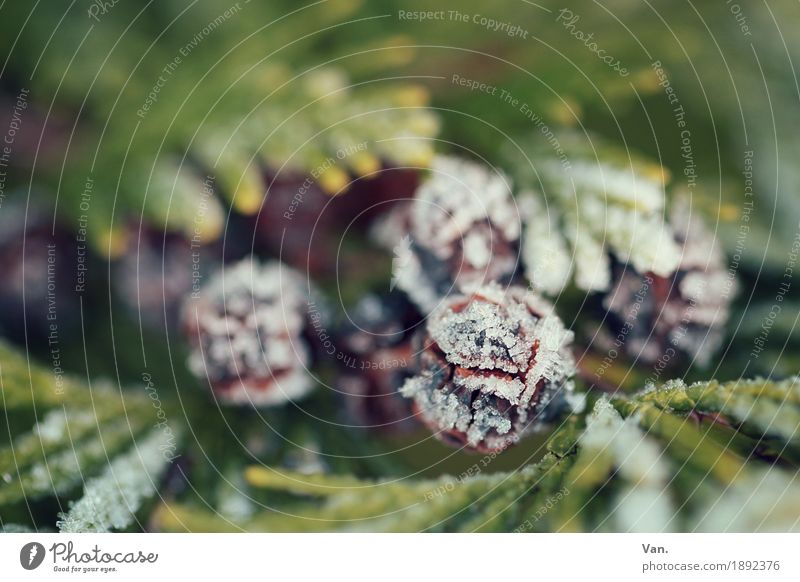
182, 258, 316, 406
385, 156, 522, 312
518, 194, 573, 295
401, 283, 575, 452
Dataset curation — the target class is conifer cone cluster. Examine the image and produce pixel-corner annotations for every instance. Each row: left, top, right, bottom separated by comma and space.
367, 155, 577, 451
175, 148, 735, 455
506, 133, 737, 370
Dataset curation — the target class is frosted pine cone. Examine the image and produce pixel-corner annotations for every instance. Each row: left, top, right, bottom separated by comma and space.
381, 156, 521, 312
602, 200, 736, 367
400, 283, 575, 452
182, 258, 316, 406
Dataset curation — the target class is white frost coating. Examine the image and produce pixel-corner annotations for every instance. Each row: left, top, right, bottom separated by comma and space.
660, 378, 687, 393
568, 225, 612, 292
185, 258, 314, 406
567, 161, 664, 214
427, 284, 573, 394
522, 156, 682, 294
614, 485, 676, 533
582, 399, 675, 532
669, 197, 727, 271
401, 376, 471, 434
583, 399, 669, 485
665, 198, 735, 365
402, 283, 575, 451
412, 156, 519, 254
697, 470, 800, 532
456, 373, 527, 406
34, 410, 92, 443
564, 390, 587, 414
389, 246, 442, 313
389, 156, 521, 310
218, 491, 255, 522
467, 399, 514, 448
604, 206, 682, 277
390, 234, 414, 292
462, 229, 493, 269
521, 314, 576, 404
601, 197, 735, 366
429, 295, 536, 375
519, 192, 573, 295
29, 448, 81, 493
371, 202, 412, 252
57, 430, 173, 533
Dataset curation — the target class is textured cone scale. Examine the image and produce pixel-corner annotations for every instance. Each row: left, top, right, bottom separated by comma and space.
602, 200, 736, 367
401, 283, 575, 452
181, 258, 316, 406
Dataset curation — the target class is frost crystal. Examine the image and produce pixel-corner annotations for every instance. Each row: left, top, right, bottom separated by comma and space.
34, 409, 91, 443
582, 399, 675, 532
518, 193, 573, 295
697, 469, 800, 532
387, 156, 522, 312
401, 283, 575, 452
183, 258, 315, 406
57, 430, 173, 533
519, 147, 682, 295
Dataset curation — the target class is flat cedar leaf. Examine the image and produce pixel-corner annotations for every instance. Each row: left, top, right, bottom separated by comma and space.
153, 376, 800, 532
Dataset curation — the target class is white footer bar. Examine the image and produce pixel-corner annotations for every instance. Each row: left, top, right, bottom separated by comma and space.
1, 533, 796, 581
